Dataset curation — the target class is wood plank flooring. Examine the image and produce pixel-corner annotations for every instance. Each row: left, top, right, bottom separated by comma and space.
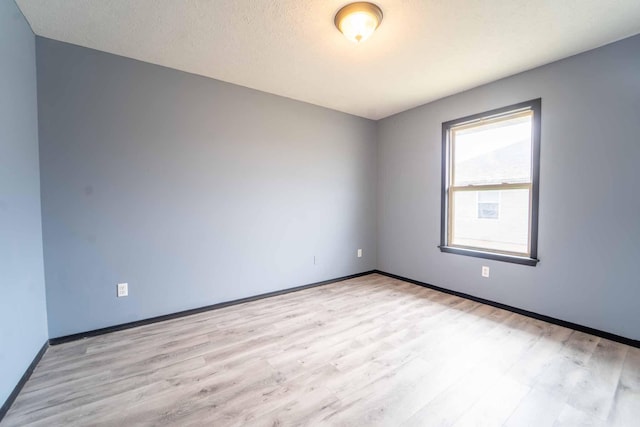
2, 273, 639, 426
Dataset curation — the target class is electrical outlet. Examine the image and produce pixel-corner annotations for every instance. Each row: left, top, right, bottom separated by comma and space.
117, 282, 128, 297
481, 266, 490, 278
357, 249, 363, 258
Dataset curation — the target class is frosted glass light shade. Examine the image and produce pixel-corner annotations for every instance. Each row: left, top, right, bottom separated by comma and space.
335, 2, 383, 43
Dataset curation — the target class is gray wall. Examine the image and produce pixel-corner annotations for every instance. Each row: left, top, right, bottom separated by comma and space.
36, 38, 378, 338
378, 34, 640, 340
0, 1, 48, 404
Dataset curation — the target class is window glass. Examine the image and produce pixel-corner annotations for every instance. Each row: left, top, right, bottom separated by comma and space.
453, 114, 532, 187
452, 189, 529, 254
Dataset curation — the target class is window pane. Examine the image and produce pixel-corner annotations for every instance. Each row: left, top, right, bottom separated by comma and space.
452, 189, 530, 254
453, 114, 532, 186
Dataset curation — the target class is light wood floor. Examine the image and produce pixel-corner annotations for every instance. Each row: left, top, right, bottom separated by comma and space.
3, 273, 639, 426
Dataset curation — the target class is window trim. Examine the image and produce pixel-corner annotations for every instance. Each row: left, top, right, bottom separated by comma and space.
439, 99, 541, 266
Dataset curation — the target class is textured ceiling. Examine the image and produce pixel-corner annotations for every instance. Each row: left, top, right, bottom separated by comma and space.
16, 0, 640, 119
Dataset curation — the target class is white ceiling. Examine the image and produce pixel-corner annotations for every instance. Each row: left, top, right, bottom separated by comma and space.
16, 0, 640, 120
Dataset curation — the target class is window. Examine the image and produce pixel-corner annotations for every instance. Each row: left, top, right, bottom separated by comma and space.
477, 191, 500, 219
440, 99, 541, 266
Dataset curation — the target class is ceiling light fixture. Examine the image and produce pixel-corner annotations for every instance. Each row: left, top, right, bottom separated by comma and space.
334, 2, 383, 44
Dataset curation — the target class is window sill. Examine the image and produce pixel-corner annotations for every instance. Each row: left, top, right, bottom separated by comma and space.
438, 246, 539, 266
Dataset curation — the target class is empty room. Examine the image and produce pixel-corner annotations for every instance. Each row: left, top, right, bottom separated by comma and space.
1, 0, 639, 425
